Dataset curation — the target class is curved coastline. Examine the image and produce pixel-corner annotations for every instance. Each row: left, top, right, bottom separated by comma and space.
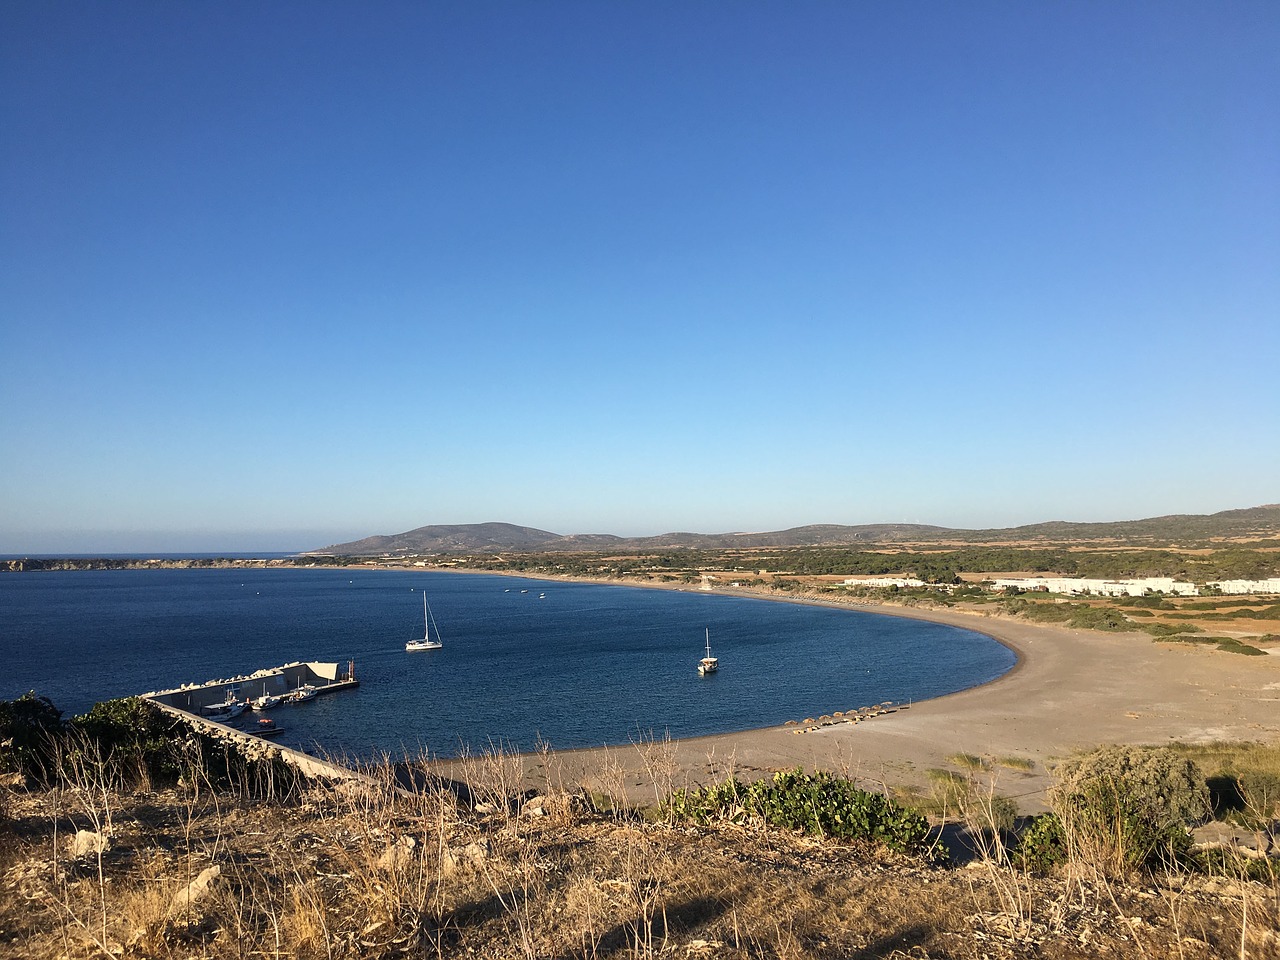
373, 563, 1024, 721
423, 570, 1280, 812
398, 565, 1025, 734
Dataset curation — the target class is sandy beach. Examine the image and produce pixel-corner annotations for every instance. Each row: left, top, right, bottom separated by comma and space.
431, 594, 1280, 813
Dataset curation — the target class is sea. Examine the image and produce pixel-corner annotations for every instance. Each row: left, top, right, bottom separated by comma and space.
0, 567, 1016, 760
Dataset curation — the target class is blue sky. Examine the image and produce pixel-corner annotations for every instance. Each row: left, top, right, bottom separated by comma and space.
2, 2, 1277, 552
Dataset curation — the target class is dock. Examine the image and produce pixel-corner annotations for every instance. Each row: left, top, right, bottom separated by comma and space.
142, 660, 359, 714
141, 660, 385, 791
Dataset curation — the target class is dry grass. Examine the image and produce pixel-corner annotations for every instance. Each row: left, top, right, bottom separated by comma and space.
2, 749, 1278, 959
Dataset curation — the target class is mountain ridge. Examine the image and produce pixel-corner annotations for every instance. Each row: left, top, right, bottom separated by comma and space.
306, 505, 1280, 556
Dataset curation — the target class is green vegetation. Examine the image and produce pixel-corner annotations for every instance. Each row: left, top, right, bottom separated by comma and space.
1215, 638, 1267, 655
996, 756, 1035, 771
1014, 813, 1068, 873
945, 752, 988, 771
0, 692, 64, 784
740, 545, 1280, 582
1039, 746, 1209, 875
999, 598, 1132, 631
1163, 741, 1280, 826
666, 769, 934, 856
1140, 622, 1202, 636
0, 694, 301, 796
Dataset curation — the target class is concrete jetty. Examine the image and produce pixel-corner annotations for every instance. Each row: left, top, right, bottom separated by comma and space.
142, 660, 379, 789
142, 660, 358, 714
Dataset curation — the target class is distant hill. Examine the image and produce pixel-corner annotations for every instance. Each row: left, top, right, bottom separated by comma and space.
959, 504, 1280, 544
306, 505, 1280, 556
312, 522, 587, 556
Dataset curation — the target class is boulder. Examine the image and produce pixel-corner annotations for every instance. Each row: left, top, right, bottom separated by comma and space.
377, 835, 417, 871
70, 830, 110, 858
441, 839, 490, 876
167, 864, 221, 922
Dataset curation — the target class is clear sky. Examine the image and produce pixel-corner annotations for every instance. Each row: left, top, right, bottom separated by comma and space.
2, 2, 1277, 553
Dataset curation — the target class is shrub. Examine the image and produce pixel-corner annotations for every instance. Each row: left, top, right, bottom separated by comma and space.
1141, 624, 1198, 640
1063, 606, 1132, 631
946, 753, 988, 771
1014, 813, 1068, 873
1048, 746, 1209, 875
997, 756, 1035, 771
667, 769, 933, 855
1238, 770, 1280, 821
0, 692, 65, 785
1012, 601, 1132, 631
1214, 638, 1267, 655
70, 697, 183, 786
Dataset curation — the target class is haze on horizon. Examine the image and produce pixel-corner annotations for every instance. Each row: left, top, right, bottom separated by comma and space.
2, 3, 1277, 555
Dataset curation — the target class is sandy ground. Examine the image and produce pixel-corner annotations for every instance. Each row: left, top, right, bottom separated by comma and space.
431, 596, 1280, 814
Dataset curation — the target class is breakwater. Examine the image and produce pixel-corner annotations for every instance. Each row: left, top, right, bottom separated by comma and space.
143, 660, 370, 786
143, 660, 358, 714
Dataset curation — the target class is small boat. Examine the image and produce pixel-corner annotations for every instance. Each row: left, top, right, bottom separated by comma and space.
255, 717, 284, 737
290, 684, 317, 703
698, 627, 719, 675
202, 694, 248, 720
406, 592, 443, 651
252, 694, 281, 710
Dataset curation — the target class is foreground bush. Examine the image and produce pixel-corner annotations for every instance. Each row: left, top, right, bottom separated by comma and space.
0, 692, 64, 785
1047, 745, 1209, 875
70, 696, 183, 786
0, 693, 307, 799
666, 769, 933, 855
1014, 812, 1069, 872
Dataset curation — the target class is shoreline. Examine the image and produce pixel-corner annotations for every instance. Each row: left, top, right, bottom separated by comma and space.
415, 569, 1280, 812
17, 562, 1276, 812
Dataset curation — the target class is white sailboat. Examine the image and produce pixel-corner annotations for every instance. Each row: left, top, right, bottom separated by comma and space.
406, 592, 443, 651
698, 627, 719, 675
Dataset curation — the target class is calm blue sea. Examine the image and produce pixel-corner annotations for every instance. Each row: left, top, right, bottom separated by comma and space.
0, 568, 1015, 759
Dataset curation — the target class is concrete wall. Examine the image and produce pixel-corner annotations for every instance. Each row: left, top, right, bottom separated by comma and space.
150, 701, 384, 789
144, 661, 353, 713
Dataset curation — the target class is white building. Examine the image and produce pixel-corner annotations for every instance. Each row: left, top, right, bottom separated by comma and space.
1206, 579, 1280, 595
990, 577, 1199, 597
841, 577, 926, 589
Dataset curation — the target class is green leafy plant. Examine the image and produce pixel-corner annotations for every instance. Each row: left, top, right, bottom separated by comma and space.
1014, 813, 1067, 873
70, 696, 184, 786
666, 769, 933, 856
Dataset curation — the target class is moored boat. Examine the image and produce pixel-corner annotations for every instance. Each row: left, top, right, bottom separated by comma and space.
406, 592, 443, 651
255, 717, 284, 737
202, 695, 248, 721
698, 627, 719, 675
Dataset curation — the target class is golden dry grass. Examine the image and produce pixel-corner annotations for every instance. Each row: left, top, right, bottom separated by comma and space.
3, 755, 1278, 960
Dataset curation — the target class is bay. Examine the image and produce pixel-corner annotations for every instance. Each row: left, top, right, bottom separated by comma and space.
0, 568, 1015, 759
